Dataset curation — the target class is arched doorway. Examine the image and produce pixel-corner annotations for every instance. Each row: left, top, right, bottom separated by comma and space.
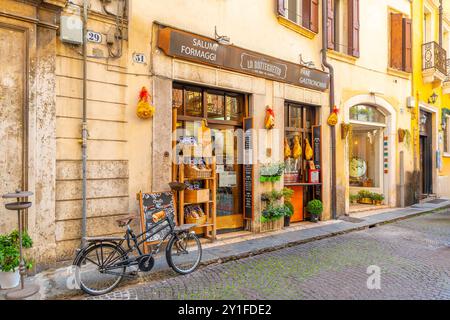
343, 95, 397, 212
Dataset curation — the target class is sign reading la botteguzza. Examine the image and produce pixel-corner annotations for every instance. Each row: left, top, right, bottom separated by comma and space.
158, 26, 330, 92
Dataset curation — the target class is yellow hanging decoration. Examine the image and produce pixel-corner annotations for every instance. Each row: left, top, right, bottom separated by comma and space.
327, 106, 339, 126
305, 138, 313, 160
264, 106, 275, 129
284, 138, 291, 160
136, 87, 155, 119
293, 135, 302, 159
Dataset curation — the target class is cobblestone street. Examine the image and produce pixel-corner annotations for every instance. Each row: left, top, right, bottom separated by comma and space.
88, 210, 450, 300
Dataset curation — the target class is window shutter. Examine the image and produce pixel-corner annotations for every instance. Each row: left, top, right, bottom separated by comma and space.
390, 13, 404, 70
348, 0, 360, 57
310, 0, 319, 33
327, 0, 335, 50
403, 17, 412, 73
302, 0, 311, 29
277, 0, 286, 16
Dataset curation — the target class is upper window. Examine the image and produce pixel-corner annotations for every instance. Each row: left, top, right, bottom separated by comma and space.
277, 0, 319, 33
390, 12, 412, 73
350, 105, 386, 124
327, 0, 360, 57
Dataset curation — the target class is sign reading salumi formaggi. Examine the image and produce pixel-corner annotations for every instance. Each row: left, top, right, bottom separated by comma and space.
158, 26, 330, 92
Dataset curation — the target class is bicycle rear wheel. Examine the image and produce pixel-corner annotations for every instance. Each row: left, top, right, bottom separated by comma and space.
166, 232, 202, 274
75, 243, 127, 296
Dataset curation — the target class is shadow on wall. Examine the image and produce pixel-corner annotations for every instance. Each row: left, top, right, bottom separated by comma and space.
398, 170, 421, 207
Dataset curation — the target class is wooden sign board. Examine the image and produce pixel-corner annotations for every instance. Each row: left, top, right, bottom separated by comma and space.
138, 192, 176, 246
243, 117, 254, 220
312, 125, 322, 199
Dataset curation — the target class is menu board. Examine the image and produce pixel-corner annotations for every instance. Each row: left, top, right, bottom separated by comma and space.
138, 192, 176, 245
243, 117, 254, 220
312, 125, 322, 199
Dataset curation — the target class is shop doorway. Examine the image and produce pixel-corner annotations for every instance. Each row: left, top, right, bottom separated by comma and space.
419, 110, 433, 196
210, 124, 244, 232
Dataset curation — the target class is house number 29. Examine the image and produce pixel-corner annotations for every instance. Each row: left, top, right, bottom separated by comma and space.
86, 31, 102, 43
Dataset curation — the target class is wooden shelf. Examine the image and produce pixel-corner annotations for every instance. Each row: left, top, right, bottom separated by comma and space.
284, 182, 322, 186
184, 200, 213, 206
176, 158, 217, 242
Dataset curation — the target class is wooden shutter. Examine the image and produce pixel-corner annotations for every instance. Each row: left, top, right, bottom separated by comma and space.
348, 0, 360, 57
390, 13, 404, 70
310, 0, 319, 33
403, 17, 412, 72
302, 0, 311, 29
327, 0, 335, 49
277, 0, 286, 16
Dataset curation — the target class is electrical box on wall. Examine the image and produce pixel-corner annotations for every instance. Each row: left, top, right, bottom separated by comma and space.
60, 15, 83, 45
406, 96, 415, 108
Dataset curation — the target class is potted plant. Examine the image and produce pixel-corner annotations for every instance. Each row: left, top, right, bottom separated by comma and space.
372, 193, 385, 205
0, 230, 33, 289
261, 204, 290, 223
306, 199, 323, 223
349, 194, 359, 204
260, 162, 286, 182
357, 190, 373, 205
282, 188, 294, 227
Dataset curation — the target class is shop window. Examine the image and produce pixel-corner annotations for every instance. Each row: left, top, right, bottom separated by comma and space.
350, 105, 385, 124
173, 83, 244, 123
185, 88, 203, 117
349, 128, 383, 188
207, 92, 225, 120
390, 12, 412, 72
284, 103, 317, 183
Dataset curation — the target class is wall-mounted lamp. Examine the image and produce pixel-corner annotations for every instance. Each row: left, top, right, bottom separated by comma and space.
428, 92, 438, 104
420, 112, 428, 125
214, 26, 231, 45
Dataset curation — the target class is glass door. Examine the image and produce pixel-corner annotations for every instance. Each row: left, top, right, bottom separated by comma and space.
210, 124, 244, 231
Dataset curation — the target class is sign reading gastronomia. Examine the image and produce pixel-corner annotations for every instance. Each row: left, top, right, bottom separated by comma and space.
158, 26, 330, 92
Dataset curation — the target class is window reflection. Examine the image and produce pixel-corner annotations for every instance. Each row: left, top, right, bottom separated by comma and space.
350, 105, 385, 123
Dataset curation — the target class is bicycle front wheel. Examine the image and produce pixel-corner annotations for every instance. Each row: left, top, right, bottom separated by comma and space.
166, 232, 202, 274
75, 243, 127, 296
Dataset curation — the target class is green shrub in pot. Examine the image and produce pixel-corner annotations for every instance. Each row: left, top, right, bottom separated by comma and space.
306, 199, 323, 222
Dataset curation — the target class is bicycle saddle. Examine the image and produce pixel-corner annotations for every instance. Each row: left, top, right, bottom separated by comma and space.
116, 215, 138, 227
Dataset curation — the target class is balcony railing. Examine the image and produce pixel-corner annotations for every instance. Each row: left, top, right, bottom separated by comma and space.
422, 41, 447, 75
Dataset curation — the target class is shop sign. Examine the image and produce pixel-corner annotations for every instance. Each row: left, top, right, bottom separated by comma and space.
158, 26, 330, 92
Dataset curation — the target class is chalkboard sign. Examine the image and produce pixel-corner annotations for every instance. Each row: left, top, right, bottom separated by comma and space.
243, 117, 254, 220
312, 125, 322, 199
138, 192, 176, 246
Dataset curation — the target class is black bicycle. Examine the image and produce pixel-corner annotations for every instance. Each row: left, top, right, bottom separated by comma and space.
73, 210, 201, 296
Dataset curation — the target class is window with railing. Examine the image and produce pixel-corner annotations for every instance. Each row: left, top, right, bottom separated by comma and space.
422, 41, 448, 75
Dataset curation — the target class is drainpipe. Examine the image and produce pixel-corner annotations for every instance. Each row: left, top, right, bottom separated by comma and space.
81, 0, 89, 247
321, 0, 337, 219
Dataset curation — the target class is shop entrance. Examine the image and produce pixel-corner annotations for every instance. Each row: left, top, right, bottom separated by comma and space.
210, 124, 244, 231
419, 110, 433, 196
172, 83, 246, 234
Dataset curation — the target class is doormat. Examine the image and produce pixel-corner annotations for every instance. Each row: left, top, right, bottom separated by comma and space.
339, 216, 365, 223
427, 199, 448, 204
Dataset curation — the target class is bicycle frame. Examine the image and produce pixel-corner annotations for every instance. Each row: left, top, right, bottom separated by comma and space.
83, 215, 180, 277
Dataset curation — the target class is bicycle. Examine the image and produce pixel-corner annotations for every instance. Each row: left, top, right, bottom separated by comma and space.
72, 209, 201, 296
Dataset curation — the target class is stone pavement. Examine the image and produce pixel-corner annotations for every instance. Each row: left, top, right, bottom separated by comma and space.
1, 199, 449, 299
88, 208, 450, 300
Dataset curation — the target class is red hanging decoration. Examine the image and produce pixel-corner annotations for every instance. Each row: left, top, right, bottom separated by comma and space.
136, 87, 155, 119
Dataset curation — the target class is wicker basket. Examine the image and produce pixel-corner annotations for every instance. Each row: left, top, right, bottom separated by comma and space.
184, 165, 212, 179
185, 215, 207, 226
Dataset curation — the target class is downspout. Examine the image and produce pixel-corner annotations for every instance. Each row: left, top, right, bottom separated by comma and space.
321, 0, 337, 219
81, 0, 89, 247
439, 0, 443, 47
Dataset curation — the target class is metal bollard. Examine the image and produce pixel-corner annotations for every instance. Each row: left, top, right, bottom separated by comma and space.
2, 190, 39, 300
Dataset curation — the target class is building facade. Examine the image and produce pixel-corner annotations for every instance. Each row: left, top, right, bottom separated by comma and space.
412, 0, 450, 200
